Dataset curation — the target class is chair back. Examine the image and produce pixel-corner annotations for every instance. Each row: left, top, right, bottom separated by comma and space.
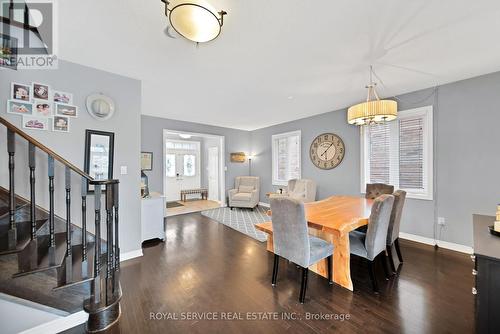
365, 194, 394, 260
365, 183, 394, 199
288, 179, 317, 203
387, 190, 406, 245
270, 197, 310, 267
235, 176, 260, 192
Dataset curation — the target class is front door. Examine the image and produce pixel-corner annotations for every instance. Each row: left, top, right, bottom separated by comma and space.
164, 140, 201, 201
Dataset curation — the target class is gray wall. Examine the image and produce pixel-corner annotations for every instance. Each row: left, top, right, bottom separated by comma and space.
141, 115, 251, 198
0, 60, 142, 253
251, 71, 500, 247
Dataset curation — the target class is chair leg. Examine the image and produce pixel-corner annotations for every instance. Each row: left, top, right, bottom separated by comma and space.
386, 245, 396, 273
272, 254, 279, 286
368, 260, 379, 293
395, 238, 404, 263
299, 267, 309, 304
327, 255, 333, 285
381, 254, 390, 280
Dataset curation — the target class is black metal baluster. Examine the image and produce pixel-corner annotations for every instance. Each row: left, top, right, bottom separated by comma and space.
105, 183, 114, 304
92, 184, 102, 305
28, 143, 37, 269
7, 129, 16, 250
48, 156, 55, 265
65, 167, 72, 282
113, 182, 120, 294
81, 178, 88, 278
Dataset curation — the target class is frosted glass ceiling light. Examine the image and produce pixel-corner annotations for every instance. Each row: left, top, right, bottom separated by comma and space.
161, 0, 227, 43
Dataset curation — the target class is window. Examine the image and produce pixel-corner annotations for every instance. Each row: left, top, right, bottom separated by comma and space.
272, 130, 301, 186
183, 154, 196, 176
361, 106, 433, 200
165, 154, 176, 177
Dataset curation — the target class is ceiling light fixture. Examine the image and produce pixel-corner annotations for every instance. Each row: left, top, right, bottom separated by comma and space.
179, 133, 192, 139
347, 66, 397, 126
160, 0, 227, 43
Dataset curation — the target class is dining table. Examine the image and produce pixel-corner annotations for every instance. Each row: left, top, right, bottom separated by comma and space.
255, 195, 373, 291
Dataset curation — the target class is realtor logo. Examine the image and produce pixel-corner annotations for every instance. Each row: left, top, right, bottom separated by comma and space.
0, 0, 58, 70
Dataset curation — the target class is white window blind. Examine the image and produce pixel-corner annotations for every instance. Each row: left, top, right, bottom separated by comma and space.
361, 106, 433, 200
272, 130, 301, 186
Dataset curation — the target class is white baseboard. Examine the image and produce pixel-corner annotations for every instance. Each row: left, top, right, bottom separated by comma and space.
258, 202, 270, 208
20, 310, 87, 334
121, 249, 143, 262
399, 232, 473, 254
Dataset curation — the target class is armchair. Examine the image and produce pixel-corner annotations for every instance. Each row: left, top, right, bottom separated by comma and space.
270, 179, 317, 203
228, 176, 260, 209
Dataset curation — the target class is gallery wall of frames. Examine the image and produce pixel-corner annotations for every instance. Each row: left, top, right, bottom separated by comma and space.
7, 82, 77, 133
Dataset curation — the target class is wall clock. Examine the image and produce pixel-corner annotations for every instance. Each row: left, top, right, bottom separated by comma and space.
309, 133, 345, 170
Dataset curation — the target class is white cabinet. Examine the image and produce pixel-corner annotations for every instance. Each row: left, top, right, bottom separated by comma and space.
141, 194, 165, 242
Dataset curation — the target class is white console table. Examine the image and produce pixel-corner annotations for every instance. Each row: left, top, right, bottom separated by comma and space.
141, 194, 165, 242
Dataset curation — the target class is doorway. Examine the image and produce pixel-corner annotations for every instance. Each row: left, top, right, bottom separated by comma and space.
163, 130, 225, 217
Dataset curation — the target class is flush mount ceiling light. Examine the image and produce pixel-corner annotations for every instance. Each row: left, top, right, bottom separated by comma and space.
347, 66, 398, 126
179, 133, 192, 139
161, 0, 227, 43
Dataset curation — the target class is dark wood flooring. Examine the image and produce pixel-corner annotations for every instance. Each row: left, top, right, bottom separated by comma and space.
64, 213, 474, 334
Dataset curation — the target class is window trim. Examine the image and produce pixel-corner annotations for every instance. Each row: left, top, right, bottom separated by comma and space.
272, 130, 302, 186
360, 105, 433, 201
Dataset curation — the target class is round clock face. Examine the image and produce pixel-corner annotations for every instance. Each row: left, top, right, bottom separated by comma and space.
309, 133, 345, 170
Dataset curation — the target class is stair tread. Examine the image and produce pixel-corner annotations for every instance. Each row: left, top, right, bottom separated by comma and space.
0, 219, 48, 254
55, 242, 96, 290
15, 232, 68, 276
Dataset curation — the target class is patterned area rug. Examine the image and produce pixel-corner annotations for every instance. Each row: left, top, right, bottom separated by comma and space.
201, 206, 269, 242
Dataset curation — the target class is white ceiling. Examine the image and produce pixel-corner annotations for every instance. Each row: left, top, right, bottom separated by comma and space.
58, 0, 500, 130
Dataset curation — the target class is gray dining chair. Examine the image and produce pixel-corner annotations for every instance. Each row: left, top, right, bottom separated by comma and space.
349, 194, 394, 292
386, 190, 407, 272
270, 197, 334, 303
365, 183, 394, 199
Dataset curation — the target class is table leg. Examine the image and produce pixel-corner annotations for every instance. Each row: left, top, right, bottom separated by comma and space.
331, 231, 353, 291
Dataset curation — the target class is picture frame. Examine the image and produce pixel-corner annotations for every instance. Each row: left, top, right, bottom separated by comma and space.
22, 116, 49, 131
230, 152, 246, 163
52, 115, 70, 132
84, 130, 115, 193
7, 100, 33, 115
55, 103, 78, 117
0, 34, 18, 70
33, 99, 53, 117
32, 82, 50, 100
53, 90, 73, 104
141, 152, 153, 171
11, 82, 31, 101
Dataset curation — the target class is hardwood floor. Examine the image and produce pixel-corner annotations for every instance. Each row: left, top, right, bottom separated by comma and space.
64, 213, 474, 334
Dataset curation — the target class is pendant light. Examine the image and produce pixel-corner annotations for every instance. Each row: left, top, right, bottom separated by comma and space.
347, 66, 397, 126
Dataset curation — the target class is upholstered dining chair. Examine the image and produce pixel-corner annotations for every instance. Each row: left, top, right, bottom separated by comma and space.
349, 194, 394, 292
365, 183, 394, 199
270, 197, 334, 303
386, 190, 407, 272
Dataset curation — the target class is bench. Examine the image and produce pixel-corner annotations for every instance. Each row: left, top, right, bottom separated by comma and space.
180, 188, 208, 202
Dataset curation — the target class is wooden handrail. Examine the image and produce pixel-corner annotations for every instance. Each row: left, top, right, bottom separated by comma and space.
0, 117, 94, 180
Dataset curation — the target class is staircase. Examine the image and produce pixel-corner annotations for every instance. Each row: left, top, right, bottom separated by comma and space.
0, 117, 121, 332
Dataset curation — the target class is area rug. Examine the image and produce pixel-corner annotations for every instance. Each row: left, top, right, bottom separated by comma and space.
201, 206, 269, 242
166, 201, 184, 209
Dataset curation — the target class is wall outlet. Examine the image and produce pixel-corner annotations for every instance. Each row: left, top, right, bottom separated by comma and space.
437, 217, 446, 225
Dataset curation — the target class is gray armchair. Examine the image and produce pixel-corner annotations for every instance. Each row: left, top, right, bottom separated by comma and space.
228, 176, 260, 209
365, 183, 394, 199
270, 179, 317, 203
270, 197, 334, 303
386, 190, 407, 272
349, 194, 394, 292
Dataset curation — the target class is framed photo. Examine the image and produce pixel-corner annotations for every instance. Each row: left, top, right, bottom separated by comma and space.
230, 152, 246, 163
33, 100, 53, 117
32, 82, 50, 100
141, 152, 153, 171
11, 82, 31, 101
84, 130, 115, 193
53, 91, 73, 104
22, 116, 49, 131
52, 115, 70, 132
55, 103, 78, 117
0, 33, 17, 70
7, 100, 33, 115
